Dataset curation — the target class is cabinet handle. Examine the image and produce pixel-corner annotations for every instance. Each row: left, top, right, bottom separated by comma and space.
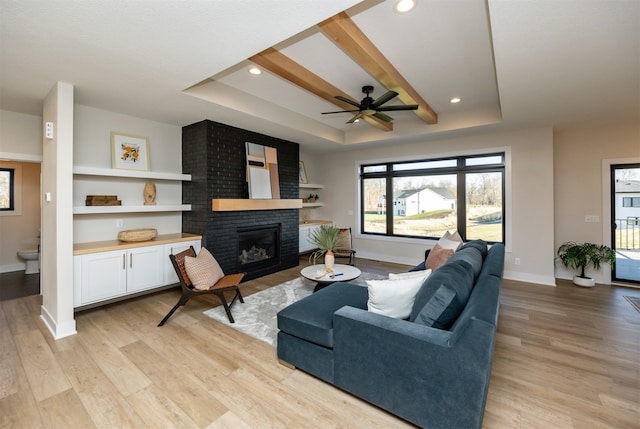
130, 253, 133, 269
122, 254, 125, 270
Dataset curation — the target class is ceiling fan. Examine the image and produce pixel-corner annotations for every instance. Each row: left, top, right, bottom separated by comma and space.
322, 85, 418, 123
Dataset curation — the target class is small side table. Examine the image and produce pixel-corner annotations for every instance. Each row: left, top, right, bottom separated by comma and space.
301, 264, 362, 292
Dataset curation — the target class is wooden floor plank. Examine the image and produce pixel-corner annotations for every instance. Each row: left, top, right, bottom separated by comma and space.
0, 256, 638, 428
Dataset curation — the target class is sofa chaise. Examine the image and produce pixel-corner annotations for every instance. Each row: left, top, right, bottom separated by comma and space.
276, 240, 505, 428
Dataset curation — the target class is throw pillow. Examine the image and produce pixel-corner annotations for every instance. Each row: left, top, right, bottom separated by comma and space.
389, 269, 432, 280
425, 231, 464, 271
425, 243, 455, 271
184, 247, 225, 291
410, 260, 475, 329
367, 274, 429, 319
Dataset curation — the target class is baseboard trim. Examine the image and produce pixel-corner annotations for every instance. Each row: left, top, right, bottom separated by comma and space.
40, 305, 77, 340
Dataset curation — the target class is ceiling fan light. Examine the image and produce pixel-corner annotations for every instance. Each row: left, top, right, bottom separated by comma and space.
248, 66, 262, 76
394, 0, 416, 14
450, 97, 462, 104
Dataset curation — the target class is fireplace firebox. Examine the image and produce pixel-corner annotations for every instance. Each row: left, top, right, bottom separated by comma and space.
237, 224, 281, 272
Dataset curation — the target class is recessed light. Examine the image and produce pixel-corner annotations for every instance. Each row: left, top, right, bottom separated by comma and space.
394, 0, 417, 14
248, 66, 262, 76
450, 97, 462, 104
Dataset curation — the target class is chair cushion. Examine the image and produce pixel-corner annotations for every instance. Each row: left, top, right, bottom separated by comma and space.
366, 272, 431, 319
184, 247, 225, 290
409, 259, 475, 329
335, 228, 352, 250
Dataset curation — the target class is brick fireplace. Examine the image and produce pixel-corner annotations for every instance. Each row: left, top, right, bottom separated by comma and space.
181, 120, 300, 280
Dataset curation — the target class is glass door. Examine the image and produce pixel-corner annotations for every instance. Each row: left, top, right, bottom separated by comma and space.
611, 164, 640, 283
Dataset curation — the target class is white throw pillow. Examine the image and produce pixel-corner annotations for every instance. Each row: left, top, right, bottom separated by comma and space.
184, 247, 225, 291
367, 274, 429, 319
388, 269, 432, 280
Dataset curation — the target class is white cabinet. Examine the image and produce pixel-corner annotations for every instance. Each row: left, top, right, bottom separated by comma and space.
74, 244, 164, 306
73, 234, 202, 308
299, 222, 332, 253
164, 240, 201, 285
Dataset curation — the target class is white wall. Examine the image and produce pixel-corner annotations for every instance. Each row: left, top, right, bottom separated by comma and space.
0, 161, 41, 272
554, 122, 640, 283
73, 105, 183, 242
307, 127, 556, 286
0, 110, 43, 161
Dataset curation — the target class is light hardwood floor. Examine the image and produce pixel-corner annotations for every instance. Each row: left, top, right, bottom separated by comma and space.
1, 256, 639, 428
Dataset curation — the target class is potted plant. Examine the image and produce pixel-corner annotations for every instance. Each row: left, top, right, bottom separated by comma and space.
556, 241, 616, 287
307, 193, 319, 203
309, 224, 339, 268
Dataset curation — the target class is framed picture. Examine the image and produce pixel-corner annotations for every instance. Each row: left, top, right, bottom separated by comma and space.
299, 161, 308, 184
111, 132, 150, 171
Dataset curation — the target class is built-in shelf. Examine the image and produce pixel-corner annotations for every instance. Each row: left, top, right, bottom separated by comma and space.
299, 183, 324, 189
73, 166, 191, 181
302, 202, 324, 208
74, 204, 191, 214
212, 199, 302, 211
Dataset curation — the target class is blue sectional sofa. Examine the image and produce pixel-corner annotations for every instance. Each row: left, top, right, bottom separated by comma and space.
277, 241, 505, 429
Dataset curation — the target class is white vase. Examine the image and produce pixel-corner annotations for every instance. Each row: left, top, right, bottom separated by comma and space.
324, 250, 335, 270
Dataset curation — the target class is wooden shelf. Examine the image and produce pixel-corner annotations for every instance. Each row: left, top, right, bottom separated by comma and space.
302, 202, 324, 208
74, 204, 191, 214
299, 183, 323, 189
73, 166, 191, 181
73, 233, 202, 255
212, 199, 302, 211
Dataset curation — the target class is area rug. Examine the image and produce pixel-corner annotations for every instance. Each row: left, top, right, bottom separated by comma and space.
203, 272, 385, 346
623, 296, 640, 314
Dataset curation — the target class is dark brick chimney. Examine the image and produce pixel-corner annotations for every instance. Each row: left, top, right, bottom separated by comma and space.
181, 120, 300, 280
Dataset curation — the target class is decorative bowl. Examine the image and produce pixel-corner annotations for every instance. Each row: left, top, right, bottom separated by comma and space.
118, 228, 158, 242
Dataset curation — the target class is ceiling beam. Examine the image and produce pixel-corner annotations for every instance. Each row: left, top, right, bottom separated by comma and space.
319, 12, 438, 125
249, 48, 393, 132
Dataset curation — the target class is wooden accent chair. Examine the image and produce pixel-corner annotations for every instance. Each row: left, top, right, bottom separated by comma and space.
158, 246, 245, 326
334, 227, 357, 266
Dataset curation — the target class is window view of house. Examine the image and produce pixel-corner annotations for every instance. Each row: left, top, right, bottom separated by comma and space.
361, 153, 504, 242
614, 167, 640, 269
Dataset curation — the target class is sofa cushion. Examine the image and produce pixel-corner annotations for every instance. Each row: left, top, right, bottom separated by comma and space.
446, 246, 483, 280
425, 243, 455, 271
459, 239, 488, 259
409, 259, 475, 329
277, 282, 367, 348
367, 271, 431, 319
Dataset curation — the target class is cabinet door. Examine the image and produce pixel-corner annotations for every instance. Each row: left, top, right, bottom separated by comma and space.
164, 240, 200, 285
299, 226, 311, 253
127, 245, 165, 293
80, 250, 127, 305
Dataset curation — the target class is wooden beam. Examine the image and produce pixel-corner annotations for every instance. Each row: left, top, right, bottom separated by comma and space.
318, 12, 438, 125
249, 48, 393, 132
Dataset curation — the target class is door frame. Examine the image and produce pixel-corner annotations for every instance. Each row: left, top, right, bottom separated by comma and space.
602, 157, 640, 285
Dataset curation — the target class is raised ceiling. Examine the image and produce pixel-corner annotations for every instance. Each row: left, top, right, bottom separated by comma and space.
1, 0, 638, 152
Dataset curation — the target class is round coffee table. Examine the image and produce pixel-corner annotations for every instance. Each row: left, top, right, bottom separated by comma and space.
301, 264, 362, 292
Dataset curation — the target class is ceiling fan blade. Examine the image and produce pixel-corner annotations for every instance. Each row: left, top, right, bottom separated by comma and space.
335, 95, 363, 108
376, 104, 419, 112
346, 113, 363, 124
321, 109, 361, 114
371, 90, 398, 108
372, 112, 394, 122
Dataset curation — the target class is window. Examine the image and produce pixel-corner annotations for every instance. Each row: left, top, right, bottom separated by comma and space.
623, 197, 640, 207
0, 168, 15, 211
360, 153, 505, 243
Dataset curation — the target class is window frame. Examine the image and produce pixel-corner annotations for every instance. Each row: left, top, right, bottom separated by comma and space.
0, 167, 15, 212
359, 152, 505, 244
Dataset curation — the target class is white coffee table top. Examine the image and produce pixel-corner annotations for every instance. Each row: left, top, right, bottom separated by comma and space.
301, 264, 362, 284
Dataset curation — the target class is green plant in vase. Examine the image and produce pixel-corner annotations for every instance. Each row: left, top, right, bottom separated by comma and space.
309, 224, 339, 267
556, 241, 616, 287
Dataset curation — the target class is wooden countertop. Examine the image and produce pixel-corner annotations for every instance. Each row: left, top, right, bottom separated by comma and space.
73, 233, 202, 255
